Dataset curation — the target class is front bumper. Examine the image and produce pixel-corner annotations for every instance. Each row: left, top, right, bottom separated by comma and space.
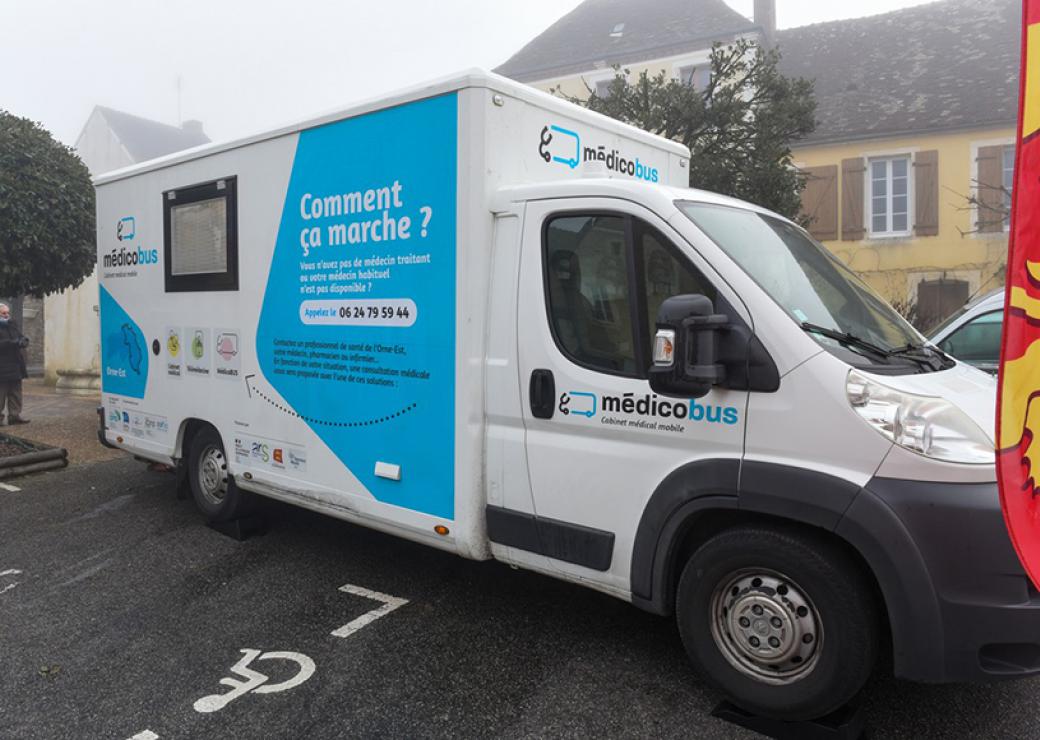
838, 476, 1040, 683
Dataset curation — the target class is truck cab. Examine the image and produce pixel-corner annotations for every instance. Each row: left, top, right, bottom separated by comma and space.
485, 177, 1017, 720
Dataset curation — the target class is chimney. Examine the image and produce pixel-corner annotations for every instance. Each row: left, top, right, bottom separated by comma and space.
181, 119, 206, 139
754, 0, 776, 45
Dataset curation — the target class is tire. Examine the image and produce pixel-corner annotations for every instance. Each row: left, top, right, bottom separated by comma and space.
187, 427, 253, 522
675, 525, 878, 721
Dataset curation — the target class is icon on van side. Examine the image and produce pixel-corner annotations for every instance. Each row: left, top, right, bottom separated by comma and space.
559, 391, 597, 417
539, 124, 581, 169
116, 216, 136, 242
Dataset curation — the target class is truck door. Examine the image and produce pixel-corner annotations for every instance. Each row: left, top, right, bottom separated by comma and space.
509, 198, 751, 593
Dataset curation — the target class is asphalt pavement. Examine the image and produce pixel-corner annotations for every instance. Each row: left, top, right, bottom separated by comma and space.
2, 458, 1039, 739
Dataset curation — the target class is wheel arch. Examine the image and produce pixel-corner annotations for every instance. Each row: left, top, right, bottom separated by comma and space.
630, 459, 942, 681
175, 418, 219, 461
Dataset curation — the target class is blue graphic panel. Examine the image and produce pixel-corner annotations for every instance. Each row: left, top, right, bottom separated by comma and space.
100, 285, 148, 398
256, 94, 457, 519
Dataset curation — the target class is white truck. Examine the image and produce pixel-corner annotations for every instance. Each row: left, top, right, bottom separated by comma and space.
96, 71, 1030, 721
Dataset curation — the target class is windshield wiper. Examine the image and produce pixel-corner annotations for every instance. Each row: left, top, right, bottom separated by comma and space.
802, 322, 952, 371
800, 322, 890, 359
884, 343, 953, 371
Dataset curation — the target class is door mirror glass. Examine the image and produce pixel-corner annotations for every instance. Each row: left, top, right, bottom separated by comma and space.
649, 294, 728, 398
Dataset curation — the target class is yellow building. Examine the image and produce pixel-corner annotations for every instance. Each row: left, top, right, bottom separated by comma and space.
497, 0, 1020, 328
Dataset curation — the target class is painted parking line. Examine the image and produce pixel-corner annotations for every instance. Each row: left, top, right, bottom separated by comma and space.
127, 731, 158, 740
332, 584, 409, 638
0, 482, 21, 492
0, 569, 22, 595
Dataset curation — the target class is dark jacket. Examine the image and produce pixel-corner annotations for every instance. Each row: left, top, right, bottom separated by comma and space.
0, 320, 28, 382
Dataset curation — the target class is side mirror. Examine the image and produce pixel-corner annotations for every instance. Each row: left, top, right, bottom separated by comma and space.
649, 294, 728, 399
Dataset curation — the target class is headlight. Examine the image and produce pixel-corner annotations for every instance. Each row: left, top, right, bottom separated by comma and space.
846, 370, 994, 464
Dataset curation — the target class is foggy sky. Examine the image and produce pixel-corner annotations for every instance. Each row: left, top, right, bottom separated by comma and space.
0, 0, 935, 148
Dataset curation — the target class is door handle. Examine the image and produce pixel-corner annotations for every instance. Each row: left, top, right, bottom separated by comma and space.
529, 369, 556, 419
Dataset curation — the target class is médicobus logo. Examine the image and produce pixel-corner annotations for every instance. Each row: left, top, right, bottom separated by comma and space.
559, 390, 738, 426
538, 123, 659, 182
105, 215, 157, 269
103, 246, 159, 268
116, 216, 136, 241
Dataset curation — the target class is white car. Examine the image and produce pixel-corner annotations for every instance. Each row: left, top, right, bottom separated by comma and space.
928, 289, 1004, 374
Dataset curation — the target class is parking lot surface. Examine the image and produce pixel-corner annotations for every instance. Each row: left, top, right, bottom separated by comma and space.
2, 458, 1040, 739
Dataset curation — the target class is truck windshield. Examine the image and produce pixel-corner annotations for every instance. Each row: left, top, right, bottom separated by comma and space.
677, 201, 929, 363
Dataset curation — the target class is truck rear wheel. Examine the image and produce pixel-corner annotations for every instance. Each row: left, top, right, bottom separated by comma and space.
187, 427, 253, 522
675, 525, 878, 721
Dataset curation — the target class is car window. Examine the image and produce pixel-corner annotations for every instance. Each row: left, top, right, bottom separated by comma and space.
544, 214, 720, 378
937, 311, 1002, 364
677, 201, 921, 352
545, 215, 637, 375
637, 222, 717, 358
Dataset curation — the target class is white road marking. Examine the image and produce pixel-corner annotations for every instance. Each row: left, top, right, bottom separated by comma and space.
0, 569, 22, 595
194, 649, 316, 714
331, 584, 409, 638
128, 731, 159, 740
0, 482, 20, 492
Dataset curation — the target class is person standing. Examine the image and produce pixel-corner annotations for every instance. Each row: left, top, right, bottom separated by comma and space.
0, 302, 30, 425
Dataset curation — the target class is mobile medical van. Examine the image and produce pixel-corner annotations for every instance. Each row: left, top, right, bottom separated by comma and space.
96, 71, 1033, 721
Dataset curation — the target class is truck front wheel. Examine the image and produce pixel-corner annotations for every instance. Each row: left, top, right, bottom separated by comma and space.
676, 525, 878, 721
187, 427, 253, 522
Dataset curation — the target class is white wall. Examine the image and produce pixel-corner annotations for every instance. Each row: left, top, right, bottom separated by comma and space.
44, 109, 134, 383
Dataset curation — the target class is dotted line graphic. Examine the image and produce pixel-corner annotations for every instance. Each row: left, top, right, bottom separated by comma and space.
252, 385, 416, 428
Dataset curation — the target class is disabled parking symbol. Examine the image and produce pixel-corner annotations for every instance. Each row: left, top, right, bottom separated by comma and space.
194, 649, 315, 713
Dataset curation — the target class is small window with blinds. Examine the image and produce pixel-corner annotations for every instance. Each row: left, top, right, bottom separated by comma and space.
163, 177, 238, 292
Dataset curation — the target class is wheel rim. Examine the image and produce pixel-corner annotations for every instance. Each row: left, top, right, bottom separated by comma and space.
197, 444, 228, 506
709, 568, 822, 685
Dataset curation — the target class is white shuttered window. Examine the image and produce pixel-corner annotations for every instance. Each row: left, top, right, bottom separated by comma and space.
869, 156, 912, 237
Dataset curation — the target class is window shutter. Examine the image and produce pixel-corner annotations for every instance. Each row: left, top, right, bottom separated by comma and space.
976, 145, 1005, 233
840, 157, 865, 240
913, 150, 939, 237
916, 278, 970, 333
841, 158, 865, 241
799, 165, 838, 241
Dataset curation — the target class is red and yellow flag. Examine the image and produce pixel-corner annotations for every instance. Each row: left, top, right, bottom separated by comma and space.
998, 1, 1040, 587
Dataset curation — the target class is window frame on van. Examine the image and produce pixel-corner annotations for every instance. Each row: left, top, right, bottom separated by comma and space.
163, 176, 239, 293
540, 210, 717, 380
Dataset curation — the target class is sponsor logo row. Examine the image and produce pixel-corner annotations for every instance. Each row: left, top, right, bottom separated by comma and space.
106, 399, 170, 442
165, 327, 241, 381
233, 434, 308, 473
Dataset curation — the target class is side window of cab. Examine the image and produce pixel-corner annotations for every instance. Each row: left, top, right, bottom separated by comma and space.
544, 213, 717, 377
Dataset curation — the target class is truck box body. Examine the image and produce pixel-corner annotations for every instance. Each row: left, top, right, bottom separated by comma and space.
95, 71, 689, 559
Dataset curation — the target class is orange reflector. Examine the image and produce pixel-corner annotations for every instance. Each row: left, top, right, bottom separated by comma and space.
434, 525, 449, 536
